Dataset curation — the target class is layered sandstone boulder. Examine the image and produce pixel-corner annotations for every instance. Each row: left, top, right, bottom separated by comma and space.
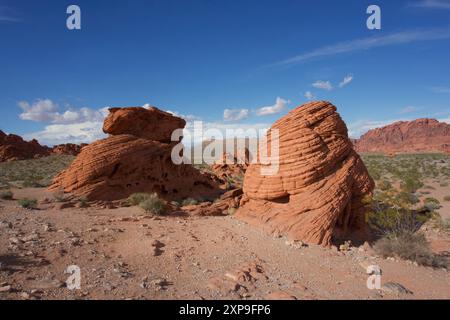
49, 107, 221, 201
354, 118, 450, 154
235, 101, 374, 246
0, 130, 51, 162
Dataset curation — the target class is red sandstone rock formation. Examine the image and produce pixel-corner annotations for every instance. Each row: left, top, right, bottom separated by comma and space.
211, 150, 249, 182
52, 143, 87, 156
354, 118, 450, 154
235, 101, 374, 246
0, 130, 51, 162
103, 107, 185, 143
49, 107, 221, 201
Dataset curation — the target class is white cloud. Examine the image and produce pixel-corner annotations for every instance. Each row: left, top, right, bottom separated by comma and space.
166, 110, 201, 122
339, 74, 353, 88
304, 91, 315, 100
268, 27, 450, 67
256, 97, 289, 116
312, 80, 333, 91
399, 106, 419, 114
411, 0, 450, 9
223, 108, 250, 121
23, 121, 106, 146
18, 99, 108, 124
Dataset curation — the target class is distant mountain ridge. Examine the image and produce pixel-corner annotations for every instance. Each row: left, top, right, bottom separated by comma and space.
0, 129, 85, 162
353, 118, 450, 154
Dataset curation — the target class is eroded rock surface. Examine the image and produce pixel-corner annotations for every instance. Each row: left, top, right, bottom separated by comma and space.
354, 118, 450, 154
49, 106, 220, 201
0, 130, 51, 162
235, 101, 374, 246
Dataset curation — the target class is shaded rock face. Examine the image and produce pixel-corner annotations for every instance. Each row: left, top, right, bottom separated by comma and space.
354, 119, 450, 154
0, 130, 51, 162
235, 101, 374, 246
52, 143, 87, 156
49, 107, 221, 201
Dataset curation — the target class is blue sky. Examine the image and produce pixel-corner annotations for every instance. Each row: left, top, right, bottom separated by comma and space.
1, 0, 450, 145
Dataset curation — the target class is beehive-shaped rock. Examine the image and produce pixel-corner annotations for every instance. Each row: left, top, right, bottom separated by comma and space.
235, 101, 374, 246
49, 106, 220, 201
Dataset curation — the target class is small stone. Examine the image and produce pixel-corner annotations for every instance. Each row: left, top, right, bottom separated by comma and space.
381, 282, 413, 295
0, 285, 11, 292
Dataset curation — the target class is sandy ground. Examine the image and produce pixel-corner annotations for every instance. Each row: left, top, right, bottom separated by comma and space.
0, 188, 449, 300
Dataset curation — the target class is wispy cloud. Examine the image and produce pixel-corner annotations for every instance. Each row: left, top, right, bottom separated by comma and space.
339, 74, 353, 88
410, 0, 450, 9
0, 6, 20, 22
223, 108, 250, 121
268, 27, 450, 67
399, 106, 419, 114
304, 91, 315, 100
430, 86, 450, 93
255, 97, 290, 116
312, 80, 333, 91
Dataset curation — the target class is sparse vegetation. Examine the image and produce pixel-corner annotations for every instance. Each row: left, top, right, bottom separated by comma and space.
0, 189, 13, 200
374, 231, 447, 268
18, 198, 37, 209
138, 193, 166, 215
181, 198, 199, 206
126, 193, 153, 206
444, 196, 450, 202
0, 155, 75, 188
361, 153, 450, 269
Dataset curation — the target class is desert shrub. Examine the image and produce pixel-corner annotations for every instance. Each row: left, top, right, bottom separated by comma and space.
374, 231, 447, 268
18, 198, 37, 209
439, 181, 449, 187
395, 192, 419, 206
181, 198, 198, 206
433, 215, 450, 233
227, 207, 237, 215
22, 180, 45, 188
400, 177, 424, 193
377, 180, 392, 191
423, 197, 441, 211
444, 196, 450, 202
138, 193, 166, 215
126, 193, 152, 206
0, 190, 13, 200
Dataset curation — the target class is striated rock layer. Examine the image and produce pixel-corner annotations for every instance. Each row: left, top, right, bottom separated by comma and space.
49, 106, 221, 201
235, 101, 374, 246
0, 130, 51, 162
354, 118, 450, 154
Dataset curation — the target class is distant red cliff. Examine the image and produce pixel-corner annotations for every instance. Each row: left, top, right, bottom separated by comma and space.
353, 118, 450, 154
0, 130, 86, 162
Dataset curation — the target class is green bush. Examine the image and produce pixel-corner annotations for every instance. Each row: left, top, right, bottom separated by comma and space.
374, 231, 447, 268
18, 198, 37, 209
126, 193, 153, 206
0, 190, 13, 200
400, 177, 424, 193
138, 193, 166, 215
181, 198, 198, 206
378, 180, 392, 191
423, 197, 441, 211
